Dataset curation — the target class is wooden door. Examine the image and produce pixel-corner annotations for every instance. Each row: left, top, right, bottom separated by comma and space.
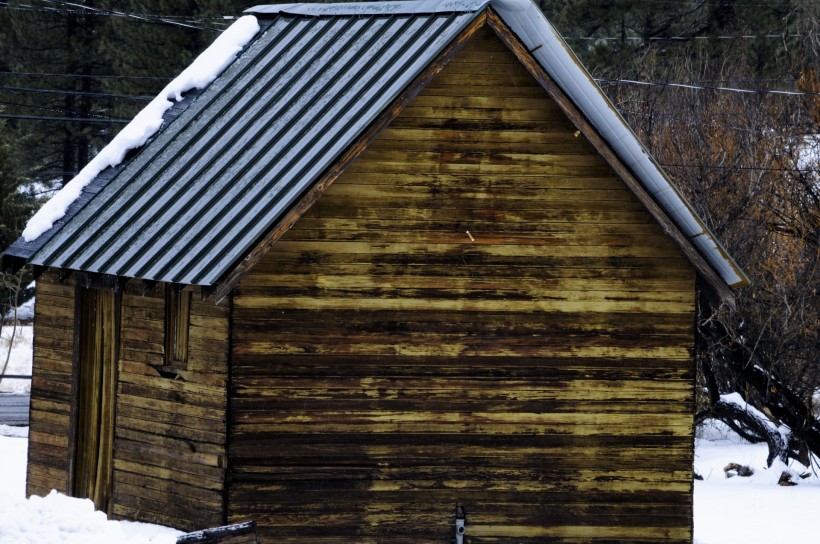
72, 287, 118, 514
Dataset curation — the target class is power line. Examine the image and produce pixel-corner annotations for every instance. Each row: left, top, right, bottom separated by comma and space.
597, 78, 820, 96
660, 162, 819, 173
0, 98, 129, 120
0, 1, 227, 32
0, 84, 153, 101
0, 113, 129, 124
0, 70, 172, 81
565, 33, 816, 42
37, 0, 226, 31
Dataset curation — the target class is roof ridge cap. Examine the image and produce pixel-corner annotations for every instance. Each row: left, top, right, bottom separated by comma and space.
245, 0, 489, 17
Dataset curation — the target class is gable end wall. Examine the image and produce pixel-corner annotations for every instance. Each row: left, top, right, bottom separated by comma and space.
228, 27, 696, 543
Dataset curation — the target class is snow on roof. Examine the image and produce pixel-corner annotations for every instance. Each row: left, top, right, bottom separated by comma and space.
21, 15, 260, 243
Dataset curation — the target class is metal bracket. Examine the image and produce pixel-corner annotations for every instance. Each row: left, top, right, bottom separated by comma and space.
455, 504, 466, 544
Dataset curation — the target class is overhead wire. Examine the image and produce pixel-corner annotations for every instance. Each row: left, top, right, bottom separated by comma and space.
0, 70, 173, 81
565, 33, 815, 42
596, 78, 820, 96
1, 1, 815, 171
0, 1, 227, 32
0, 84, 153, 101
37, 0, 227, 31
0, 113, 129, 124
0, 97, 132, 120
659, 162, 819, 173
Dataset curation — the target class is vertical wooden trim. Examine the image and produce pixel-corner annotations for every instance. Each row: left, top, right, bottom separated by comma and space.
108, 287, 122, 516
165, 284, 191, 368
688, 282, 699, 542
66, 278, 83, 494
70, 286, 119, 513
222, 291, 235, 525
211, 12, 489, 303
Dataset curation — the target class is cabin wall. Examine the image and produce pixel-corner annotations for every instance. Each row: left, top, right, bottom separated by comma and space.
26, 274, 230, 530
230, 27, 697, 543
111, 282, 230, 529
26, 271, 76, 497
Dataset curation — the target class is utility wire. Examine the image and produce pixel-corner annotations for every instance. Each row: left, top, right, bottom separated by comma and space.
36, 0, 231, 21
37, 0, 226, 31
597, 78, 820, 97
0, 84, 152, 101
600, 0, 812, 7
0, 98, 130, 120
0, 113, 129, 124
0, 70, 173, 81
0, 1, 226, 32
660, 163, 819, 173
565, 34, 815, 42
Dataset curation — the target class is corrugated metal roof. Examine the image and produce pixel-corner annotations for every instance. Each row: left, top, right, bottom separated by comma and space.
8, 8, 480, 286
4, 0, 748, 293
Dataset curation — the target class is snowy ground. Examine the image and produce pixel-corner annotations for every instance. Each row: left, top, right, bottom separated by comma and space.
0, 428, 182, 543
693, 421, 820, 543
1, 325, 33, 393
2, 323, 819, 542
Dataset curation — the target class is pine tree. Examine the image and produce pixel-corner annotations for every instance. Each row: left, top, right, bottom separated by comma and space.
0, 0, 110, 185
540, 0, 802, 79
0, 119, 35, 317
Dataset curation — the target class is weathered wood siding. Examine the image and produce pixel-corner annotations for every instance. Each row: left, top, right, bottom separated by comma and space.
27, 275, 230, 529
27, 271, 76, 497
229, 27, 696, 543
112, 282, 230, 530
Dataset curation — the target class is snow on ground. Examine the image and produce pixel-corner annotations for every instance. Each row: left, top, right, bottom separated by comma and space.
1, 324, 33, 393
4, 297, 35, 322
694, 420, 820, 543
0, 431, 182, 543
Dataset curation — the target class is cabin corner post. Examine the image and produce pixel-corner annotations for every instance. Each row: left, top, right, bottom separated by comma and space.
24, 270, 81, 498
65, 277, 83, 493
222, 290, 235, 527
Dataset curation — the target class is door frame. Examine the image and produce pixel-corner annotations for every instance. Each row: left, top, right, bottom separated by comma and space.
67, 280, 121, 514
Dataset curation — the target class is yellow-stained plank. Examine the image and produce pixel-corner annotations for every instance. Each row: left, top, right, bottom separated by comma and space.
28, 430, 69, 448
116, 412, 225, 445
324, 182, 635, 203
264, 240, 685, 259
114, 459, 224, 490
233, 295, 693, 315
333, 172, 625, 190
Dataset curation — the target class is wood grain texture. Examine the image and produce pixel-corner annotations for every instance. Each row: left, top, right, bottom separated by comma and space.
109, 282, 231, 530
27, 273, 230, 529
26, 270, 75, 498
228, 27, 696, 543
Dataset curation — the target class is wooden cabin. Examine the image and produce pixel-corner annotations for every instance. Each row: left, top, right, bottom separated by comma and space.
3, 0, 748, 542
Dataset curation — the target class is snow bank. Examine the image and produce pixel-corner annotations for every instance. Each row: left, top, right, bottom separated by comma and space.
694, 418, 820, 543
1, 325, 33, 393
0, 490, 181, 544
22, 16, 261, 242
0, 434, 182, 543
4, 297, 34, 322
720, 391, 791, 444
